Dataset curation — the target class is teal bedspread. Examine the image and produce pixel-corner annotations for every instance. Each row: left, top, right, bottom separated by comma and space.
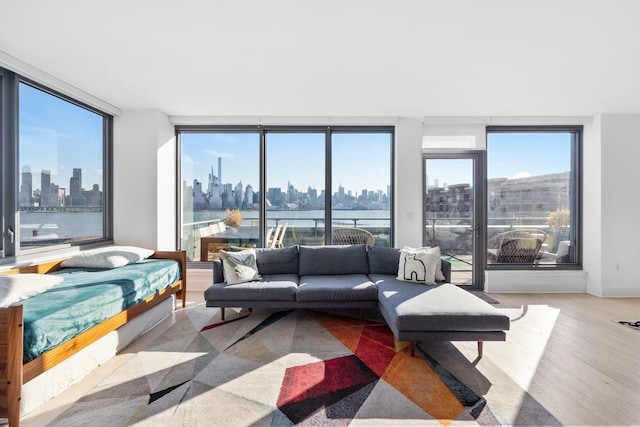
21, 259, 181, 363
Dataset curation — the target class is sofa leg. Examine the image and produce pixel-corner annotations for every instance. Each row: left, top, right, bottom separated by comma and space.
478, 341, 483, 358
220, 307, 225, 321
360, 308, 364, 320
410, 341, 415, 357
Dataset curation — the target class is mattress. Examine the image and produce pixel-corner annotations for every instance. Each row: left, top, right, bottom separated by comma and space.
20, 258, 181, 362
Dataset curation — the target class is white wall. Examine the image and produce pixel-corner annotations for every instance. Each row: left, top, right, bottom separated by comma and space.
394, 117, 424, 248
584, 116, 603, 296
113, 110, 176, 250
597, 114, 640, 296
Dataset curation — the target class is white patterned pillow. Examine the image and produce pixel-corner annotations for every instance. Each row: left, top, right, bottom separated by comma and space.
0, 274, 64, 307
61, 246, 154, 269
397, 246, 441, 285
220, 248, 261, 285
430, 246, 446, 282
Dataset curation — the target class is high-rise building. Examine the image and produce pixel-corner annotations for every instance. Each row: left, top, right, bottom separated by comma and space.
234, 181, 243, 208
41, 170, 51, 194
70, 168, 82, 206
244, 184, 254, 209
193, 179, 206, 209
20, 166, 33, 207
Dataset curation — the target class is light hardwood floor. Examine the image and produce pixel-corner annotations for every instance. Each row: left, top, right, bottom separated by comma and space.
13, 291, 640, 426
422, 293, 640, 426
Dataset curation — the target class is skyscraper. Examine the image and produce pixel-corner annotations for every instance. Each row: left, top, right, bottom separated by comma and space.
41, 170, 51, 194
20, 166, 33, 207
70, 168, 82, 206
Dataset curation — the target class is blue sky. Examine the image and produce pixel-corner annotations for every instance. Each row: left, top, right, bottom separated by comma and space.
426, 132, 572, 187
19, 83, 104, 191
181, 132, 393, 196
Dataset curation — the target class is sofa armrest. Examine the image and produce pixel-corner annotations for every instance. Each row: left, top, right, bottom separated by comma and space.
213, 259, 224, 284
440, 259, 452, 283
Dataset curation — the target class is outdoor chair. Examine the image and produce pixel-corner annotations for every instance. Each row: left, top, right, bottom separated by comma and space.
541, 240, 570, 263
487, 229, 547, 263
273, 223, 288, 248
321, 227, 375, 246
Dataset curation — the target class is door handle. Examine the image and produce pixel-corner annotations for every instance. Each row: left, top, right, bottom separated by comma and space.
7, 226, 14, 243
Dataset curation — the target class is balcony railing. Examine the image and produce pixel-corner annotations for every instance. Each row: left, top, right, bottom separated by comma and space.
182, 216, 391, 261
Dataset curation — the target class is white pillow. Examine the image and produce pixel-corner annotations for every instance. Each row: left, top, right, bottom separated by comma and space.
397, 246, 441, 285
61, 246, 155, 269
220, 248, 261, 285
0, 274, 64, 307
429, 246, 446, 282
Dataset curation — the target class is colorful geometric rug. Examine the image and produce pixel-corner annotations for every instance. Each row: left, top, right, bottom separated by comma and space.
49, 305, 504, 426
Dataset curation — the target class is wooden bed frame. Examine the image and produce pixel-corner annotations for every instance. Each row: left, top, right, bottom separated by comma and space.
0, 250, 187, 427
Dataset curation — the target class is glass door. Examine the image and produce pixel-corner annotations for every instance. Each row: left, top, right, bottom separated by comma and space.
423, 152, 484, 288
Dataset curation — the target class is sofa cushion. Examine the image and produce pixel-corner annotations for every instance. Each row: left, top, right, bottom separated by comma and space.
366, 245, 400, 275
204, 274, 298, 302
256, 245, 299, 275
298, 244, 369, 276
372, 274, 510, 332
297, 274, 377, 302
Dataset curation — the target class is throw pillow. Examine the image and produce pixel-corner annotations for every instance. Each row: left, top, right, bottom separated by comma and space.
61, 246, 155, 269
220, 248, 261, 284
397, 246, 441, 285
0, 274, 64, 307
431, 246, 446, 282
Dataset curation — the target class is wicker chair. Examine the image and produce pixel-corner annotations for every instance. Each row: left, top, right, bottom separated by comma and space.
321, 227, 375, 246
487, 229, 547, 263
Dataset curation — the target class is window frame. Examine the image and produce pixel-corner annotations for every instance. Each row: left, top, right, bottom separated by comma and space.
485, 125, 582, 270
176, 125, 395, 263
0, 67, 113, 265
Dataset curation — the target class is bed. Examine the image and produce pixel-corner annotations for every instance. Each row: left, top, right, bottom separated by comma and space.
0, 250, 186, 427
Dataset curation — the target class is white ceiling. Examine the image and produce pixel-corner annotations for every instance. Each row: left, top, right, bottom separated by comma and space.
1, 0, 639, 117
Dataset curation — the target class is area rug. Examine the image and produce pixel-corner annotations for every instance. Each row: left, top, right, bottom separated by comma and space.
50, 305, 504, 426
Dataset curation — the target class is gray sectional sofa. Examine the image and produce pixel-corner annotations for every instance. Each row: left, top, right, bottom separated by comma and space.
204, 244, 510, 357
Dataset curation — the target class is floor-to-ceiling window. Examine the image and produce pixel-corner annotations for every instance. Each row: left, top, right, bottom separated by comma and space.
332, 131, 393, 247
178, 126, 394, 262
265, 131, 326, 249
486, 126, 581, 267
180, 129, 260, 261
0, 67, 112, 261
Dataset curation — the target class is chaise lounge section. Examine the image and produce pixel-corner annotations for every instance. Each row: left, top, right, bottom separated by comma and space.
204, 244, 510, 357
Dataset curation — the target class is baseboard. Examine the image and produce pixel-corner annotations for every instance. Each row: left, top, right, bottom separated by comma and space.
484, 270, 588, 293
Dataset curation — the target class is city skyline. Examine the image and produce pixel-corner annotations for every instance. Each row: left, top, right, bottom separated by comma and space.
184, 159, 390, 211
19, 166, 102, 209
180, 132, 393, 198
